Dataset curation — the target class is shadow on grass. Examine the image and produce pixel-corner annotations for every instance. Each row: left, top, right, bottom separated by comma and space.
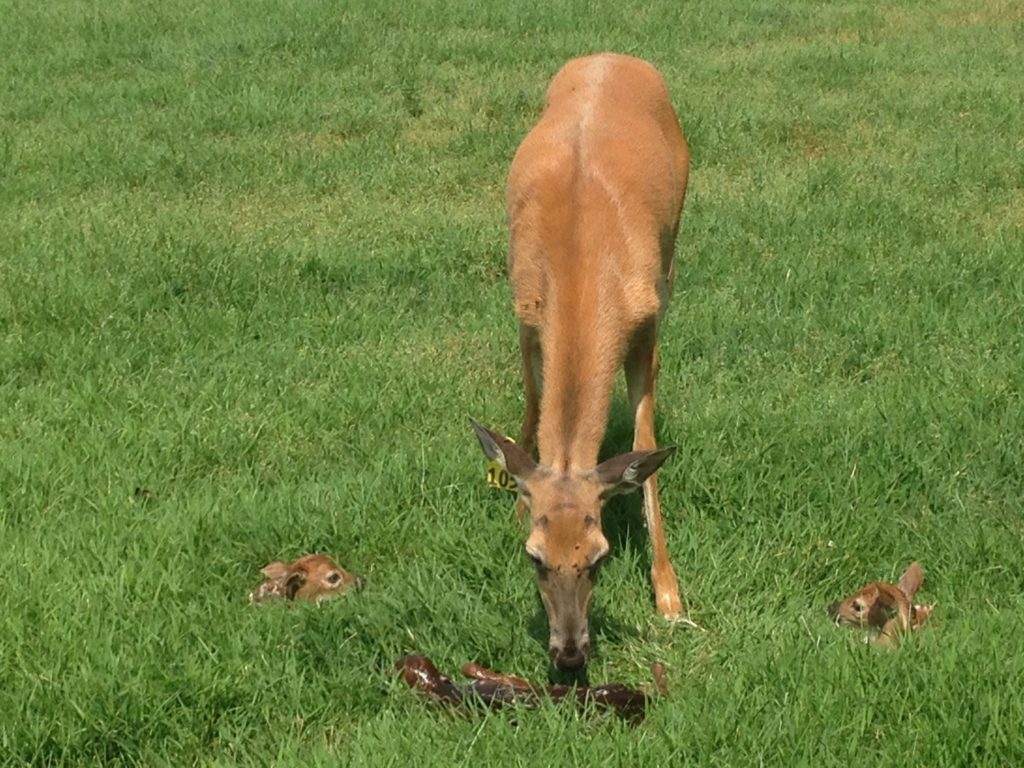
599, 395, 674, 598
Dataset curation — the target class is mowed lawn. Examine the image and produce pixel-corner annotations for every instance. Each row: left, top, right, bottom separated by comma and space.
2, 0, 1022, 764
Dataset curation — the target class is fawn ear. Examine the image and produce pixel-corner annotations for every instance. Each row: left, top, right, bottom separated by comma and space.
261, 561, 291, 580
897, 562, 923, 600
597, 446, 675, 497
470, 418, 537, 480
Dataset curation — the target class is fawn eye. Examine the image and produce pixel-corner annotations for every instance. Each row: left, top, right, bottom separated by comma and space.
852, 600, 864, 613
326, 572, 342, 585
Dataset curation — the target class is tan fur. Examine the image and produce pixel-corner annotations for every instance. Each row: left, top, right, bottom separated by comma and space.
827, 562, 932, 647
479, 53, 690, 669
249, 554, 362, 605
508, 53, 688, 470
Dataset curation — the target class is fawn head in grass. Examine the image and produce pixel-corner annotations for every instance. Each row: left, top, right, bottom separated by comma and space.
250, 554, 363, 605
827, 561, 933, 647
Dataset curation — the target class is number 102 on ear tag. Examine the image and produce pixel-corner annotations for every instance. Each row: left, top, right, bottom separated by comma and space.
486, 460, 518, 492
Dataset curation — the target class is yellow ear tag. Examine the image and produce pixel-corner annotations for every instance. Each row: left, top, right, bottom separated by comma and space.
485, 436, 519, 492
486, 460, 518, 492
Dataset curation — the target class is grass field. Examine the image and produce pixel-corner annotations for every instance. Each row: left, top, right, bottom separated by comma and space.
2, 0, 1023, 764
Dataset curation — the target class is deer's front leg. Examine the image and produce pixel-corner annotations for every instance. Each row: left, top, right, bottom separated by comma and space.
517, 322, 542, 520
519, 322, 541, 455
626, 323, 684, 620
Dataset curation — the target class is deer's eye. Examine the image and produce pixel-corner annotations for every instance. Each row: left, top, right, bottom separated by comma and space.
852, 600, 864, 613
588, 550, 610, 574
326, 572, 342, 585
526, 551, 546, 570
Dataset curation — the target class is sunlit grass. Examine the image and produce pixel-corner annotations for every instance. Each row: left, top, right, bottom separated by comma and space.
1, 0, 1022, 764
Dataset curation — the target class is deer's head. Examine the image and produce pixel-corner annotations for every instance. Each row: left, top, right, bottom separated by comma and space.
473, 420, 672, 670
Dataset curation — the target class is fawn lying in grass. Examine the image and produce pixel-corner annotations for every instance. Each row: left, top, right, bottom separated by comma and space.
827, 561, 933, 648
249, 554, 363, 605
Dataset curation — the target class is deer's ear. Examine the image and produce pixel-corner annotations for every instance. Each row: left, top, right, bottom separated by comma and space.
260, 561, 291, 580
470, 418, 537, 480
597, 447, 675, 497
897, 562, 923, 599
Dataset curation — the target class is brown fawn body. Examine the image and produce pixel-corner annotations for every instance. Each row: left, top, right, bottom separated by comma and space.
473, 53, 689, 670
827, 562, 932, 647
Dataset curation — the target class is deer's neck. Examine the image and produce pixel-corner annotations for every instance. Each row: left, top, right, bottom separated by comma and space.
535, 277, 625, 472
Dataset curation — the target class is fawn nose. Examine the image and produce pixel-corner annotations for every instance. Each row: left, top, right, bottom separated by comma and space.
826, 602, 839, 618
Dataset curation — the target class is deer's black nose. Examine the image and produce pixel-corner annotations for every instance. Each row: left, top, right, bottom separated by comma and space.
554, 648, 587, 670
550, 641, 590, 671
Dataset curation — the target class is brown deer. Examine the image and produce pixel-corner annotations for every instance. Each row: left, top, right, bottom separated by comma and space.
827, 561, 933, 647
472, 53, 690, 670
249, 554, 362, 605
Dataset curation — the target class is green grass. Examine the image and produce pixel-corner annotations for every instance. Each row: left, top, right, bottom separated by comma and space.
2, 0, 1023, 764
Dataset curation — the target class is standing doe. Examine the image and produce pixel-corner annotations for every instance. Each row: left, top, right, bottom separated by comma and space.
472, 53, 690, 670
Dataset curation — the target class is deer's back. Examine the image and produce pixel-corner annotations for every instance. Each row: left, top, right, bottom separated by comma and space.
507, 53, 689, 332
